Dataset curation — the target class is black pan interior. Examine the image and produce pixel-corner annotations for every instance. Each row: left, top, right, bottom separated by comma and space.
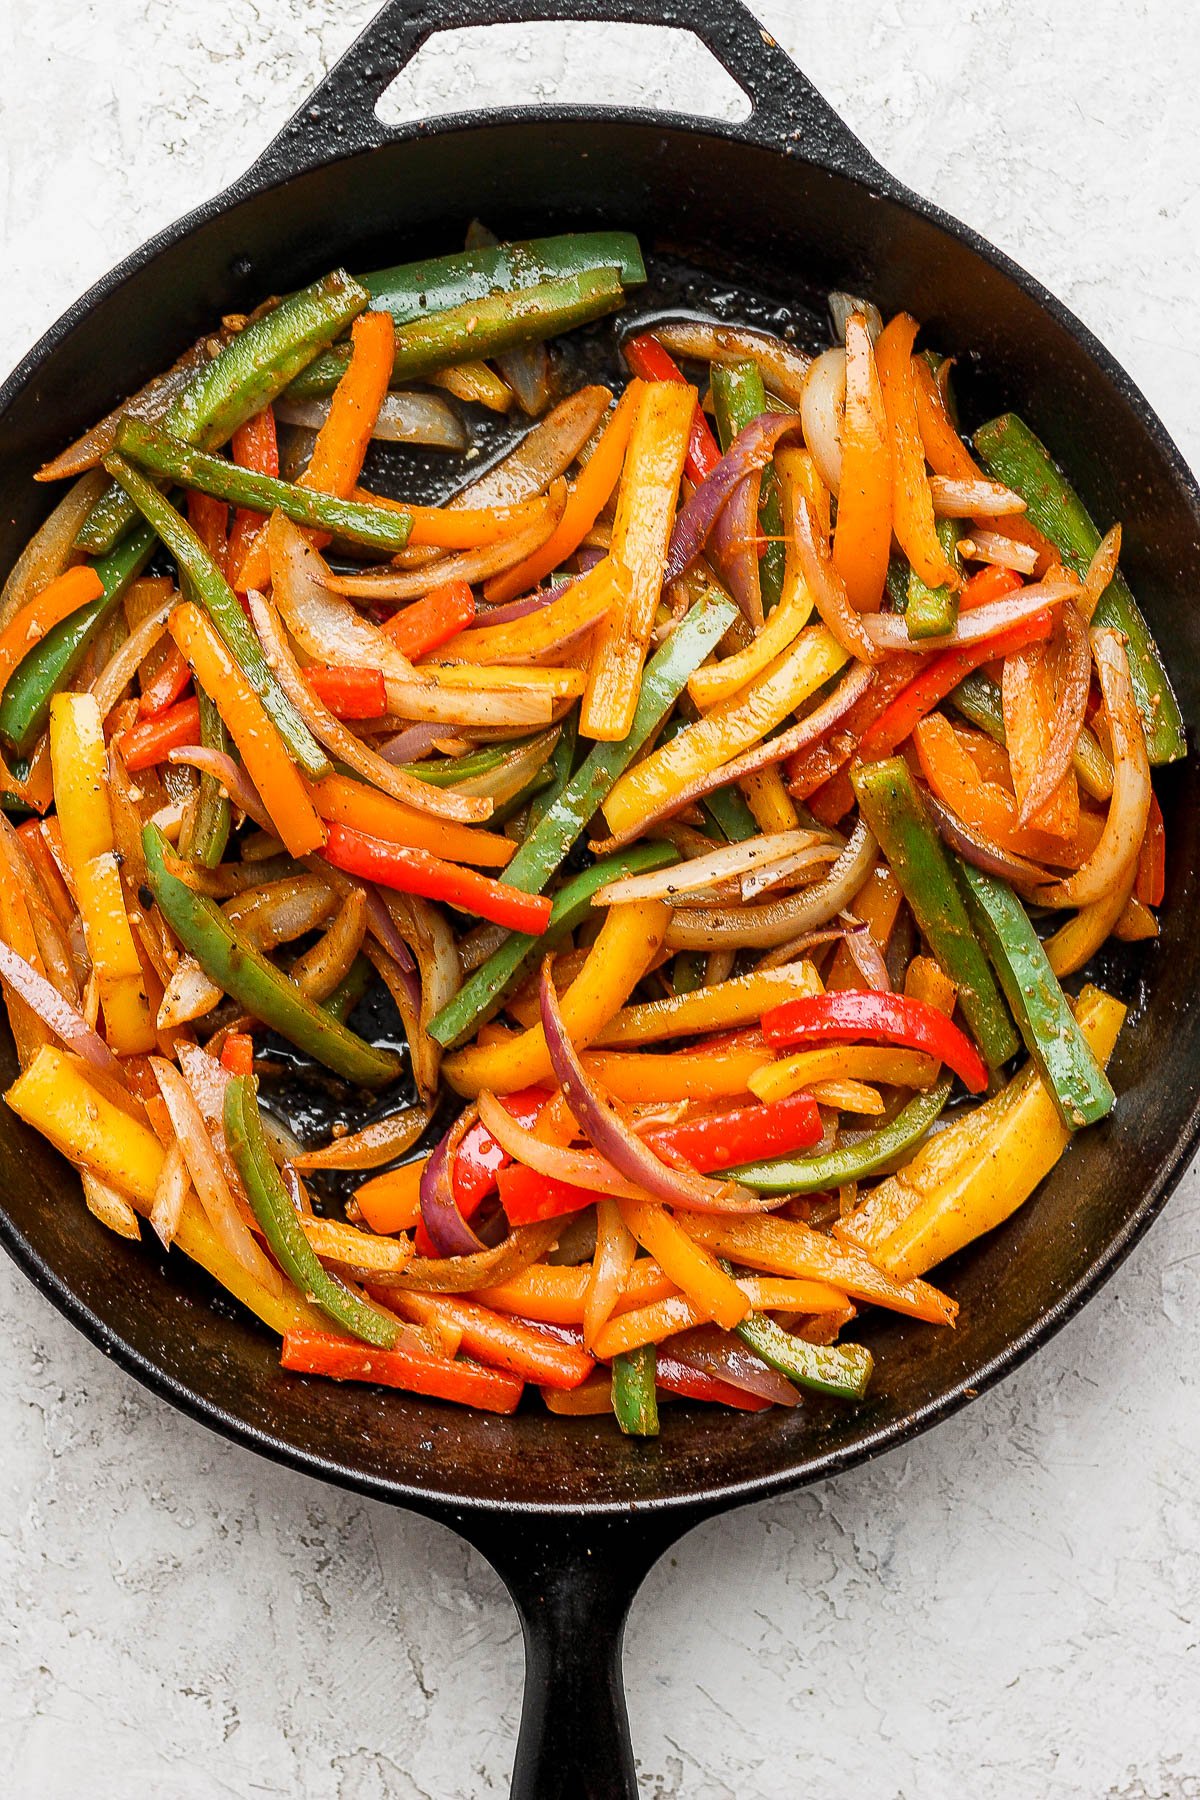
1, 116, 1197, 1516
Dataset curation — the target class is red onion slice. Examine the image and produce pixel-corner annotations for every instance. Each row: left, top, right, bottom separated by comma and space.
861, 576, 1081, 654
419, 1107, 486, 1257
0, 939, 120, 1076
713, 468, 765, 626
665, 413, 801, 586
168, 746, 273, 833
922, 790, 1055, 892
666, 1325, 800, 1407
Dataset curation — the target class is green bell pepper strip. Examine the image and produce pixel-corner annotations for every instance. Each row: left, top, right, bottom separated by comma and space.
0, 522, 155, 753
142, 823, 400, 1087
712, 360, 786, 614
497, 594, 737, 896
288, 267, 628, 400
114, 417, 413, 555
949, 669, 1113, 801
904, 517, 961, 640
179, 685, 232, 870
726, 1078, 952, 1193
527, 713, 577, 835
611, 1344, 659, 1436
852, 757, 1019, 1071
223, 1074, 399, 1347
398, 742, 518, 788
322, 951, 373, 1025
105, 454, 330, 779
362, 231, 645, 325
957, 861, 1114, 1130
77, 269, 369, 556
429, 840, 679, 1050
973, 412, 1184, 763
733, 1309, 874, 1401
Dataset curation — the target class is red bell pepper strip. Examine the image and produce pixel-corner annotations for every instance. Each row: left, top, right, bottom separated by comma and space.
623, 333, 721, 485
856, 599, 1049, 763
281, 1328, 524, 1413
304, 664, 387, 719
138, 645, 193, 719
498, 1161, 598, 1226
1135, 789, 1165, 907
644, 1089, 823, 1172
220, 1032, 255, 1078
321, 823, 553, 934
413, 1085, 550, 1256
786, 656, 916, 800
225, 406, 280, 588
392, 1292, 595, 1390
120, 696, 202, 772
382, 579, 476, 659
763, 990, 989, 1094
653, 1349, 771, 1411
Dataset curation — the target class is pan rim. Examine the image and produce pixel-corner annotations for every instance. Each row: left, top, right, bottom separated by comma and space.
2, 105, 1198, 1519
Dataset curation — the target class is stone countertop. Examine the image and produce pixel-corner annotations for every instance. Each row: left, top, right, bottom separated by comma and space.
0, 2, 1197, 1794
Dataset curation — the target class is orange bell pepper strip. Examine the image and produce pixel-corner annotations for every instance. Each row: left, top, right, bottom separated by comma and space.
622, 333, 721, 483
832, 314, 892, 611
617, 1196, 749, 1331
484, 383, 642, 604
1002, 632, 1080, 842
0, 564, 103, 699
581, 381, 696, 742
168, 601, 326, 857
187, 491, 229, 567
321, 823, 551, 934
875, 314, 959, 592
904, 954, 958, 1017
1135, 789, 1165, 906
357, 487, 564, 550
913, 712, 1099, 866
474, 1258, 677, 1326
310, 771, 514, 867
388, 1291, 595, 1389
15, 819, 74, 930
381, 579, 475, 659
304, 665, 387, 719
225, 405, 279, 588
235, 310, 395, 589
119, 696, 202, 772
447, 560, 615, 667
280, 1327, 524, 1413
354, 1158, 425, 1234
592, 1274, 849, 1359
220, 1032, 255, 1078
581, 1047, 774, 1103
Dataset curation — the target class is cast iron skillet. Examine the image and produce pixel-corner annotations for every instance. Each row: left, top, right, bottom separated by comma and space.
2, 1, 1198, 1792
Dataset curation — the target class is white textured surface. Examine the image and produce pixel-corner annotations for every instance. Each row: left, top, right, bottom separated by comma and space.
1, 2, 1199, 1794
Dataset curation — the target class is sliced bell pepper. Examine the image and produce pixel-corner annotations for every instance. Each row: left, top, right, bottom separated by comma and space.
749, 1045, 940, 1104
832, 314, 892, 611
180, 685, 232, 870
914, 712, 1100, 867
1136, 790, 1166, 907
6, 1044, 164, 1201
875, 314, 958, 591
622, 332, 720, 483
474, 1258, 676, 1326
497, 1162, 598, 1227
762, 990, 989, 1094
442, 560, 614, 665
360, 231, 645, 325
320, 823, 551, 935
784, 654, 916, 801
733, 1309, 872, 1401
0, 566, 104, 702
304, 665, 387, 720
611, 1343, 659, 1436
382, 579, 476, 659
390, 1291, 594, 1390
590, 961, 821, 1047
582, 381, 696, 741
187, 490, 229, 567
617, 1196, 749, 1331
310, 772, 513, 868
644, 1089, 822, 1170
825, 861, 903, 991
220, 1032, 255, 1078
712, 359, 785, 613
723, 1078, 953, 1194
281, 1328, 524, 1413
120, 696, 202, 772
851, 755, 1019, 1070
225, 404, 280, 586
901, 517, 962, 640
581, 1047, 773, 1104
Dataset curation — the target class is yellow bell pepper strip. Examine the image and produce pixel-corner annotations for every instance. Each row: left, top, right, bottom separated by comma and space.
762, 991, 989, 1094
233, 308, 397, 587
861, 984, 1125, 1279
105, 455, 329, 778
484, 382, 642, 603
581, 381, 696, 741
617, 1196, 749, 1331
309, 772, 514, 868
321, 825, 551, 935
580, 1047, 774, 1103
973, 413, 1183, 763
1043, 874, 1136, 979
851, 755, 1019, 1071
602, 625, 849, 843
443, 899, 670, 1095
224, 1073, 399, 1348
5, 1045, 324, 1336
679, 1211, 958, 1326
740, 765, 801, 832
733, 1307, 874, 1401
142, 823, 401, 1087
875, 314, 959, 592
591, 962, 821, 1048
78, 268, 369, 555
429, 360, 512, 411
444, 559, 617, 664
802, 1077, 885, 1114
726, 1077, 953, 1194
49, 693, 155, 1054
611, 1344, 660, 1436
168, 601, 326, 859
749, 1045, 940, 1103
904, 954, 957, 1016
832, 313, 892, 611
957, 862, 1115, 1129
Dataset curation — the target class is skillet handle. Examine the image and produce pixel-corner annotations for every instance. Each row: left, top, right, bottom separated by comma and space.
456, 1508, 689, 1799
241, 0, 882, 188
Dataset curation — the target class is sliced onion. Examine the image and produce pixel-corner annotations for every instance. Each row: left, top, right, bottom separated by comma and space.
667, 1324, 801, 1406
420, 1108, 486, 1257
828, 293, 883, 347
0, 470, 107, 630
838, 913, 891, 990
268, 516, 416, 677
158, 956, 222, 1029
862, 576, 1082, 654
476, 583, 565, 627
452, 728, 560, 802
375, 721, 451, 765
793, 498, 879, 661
362, 938, 423, 1063
665, 819, 876, 949
276, 388, 468, 450
592, 831, 831, 908
922, 791, 1054, 892
928, 477, 1026, 517
248, 587, 490, 822
81, 1170, 141, 1240
292, 1107, 430, 1172
150, 1139, 189, 1249
167, 747, 271, 831
537, 966, 768, 1216
1078, 524, 1122, 625
324, 485, 565, 601
0, 939, 120, 1075
380, 889, 458, 1098
290, 888, 367, 1002
713, 466, 765, 626
651, 320, 812, 408
1006, 600, 1091, 827
959, 530, 1040, 574
665, 414, 802, 587
449, 386, 612, 508
92, 596, 175, 718
739, 844, 841, 901
1038, 630, 1150, 909
377, 1217, 564, 1293
800, 347, 846, 496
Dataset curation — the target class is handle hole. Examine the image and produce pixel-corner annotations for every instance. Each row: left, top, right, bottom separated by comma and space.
375, 21, 752, 127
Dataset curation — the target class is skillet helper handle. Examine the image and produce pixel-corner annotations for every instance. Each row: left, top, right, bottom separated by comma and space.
241, 0, 883, 187
458, 1510, 687, 1800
